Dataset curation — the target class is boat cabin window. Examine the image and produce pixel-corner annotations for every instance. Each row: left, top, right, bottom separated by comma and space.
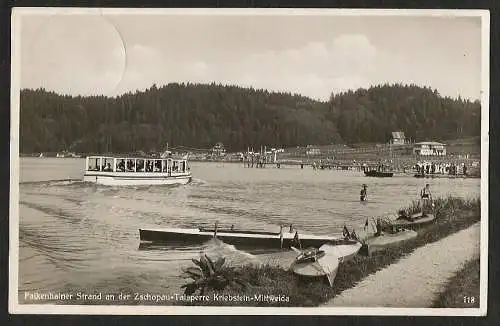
154, 160, 161, 172
87, 158, 100, 171
136, 159, 145, 172
102, 158, 113, 172
126, 159, 135, 172
116, 159, 126, 172
145, 160, 153, 172
172, 161, 179, 172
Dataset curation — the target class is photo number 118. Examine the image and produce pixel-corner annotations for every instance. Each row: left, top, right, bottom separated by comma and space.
463, 296, 475, 304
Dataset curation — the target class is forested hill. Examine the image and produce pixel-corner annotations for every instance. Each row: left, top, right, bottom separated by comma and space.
19, 83, 481, 154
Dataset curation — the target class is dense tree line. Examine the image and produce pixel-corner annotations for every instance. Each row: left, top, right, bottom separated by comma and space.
328, 84, 480, 144
19, 83, 480, 154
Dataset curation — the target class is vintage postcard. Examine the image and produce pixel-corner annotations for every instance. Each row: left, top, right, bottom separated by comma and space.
9, 8, 489, 315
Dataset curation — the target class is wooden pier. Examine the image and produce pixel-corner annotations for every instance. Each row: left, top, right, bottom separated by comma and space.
244, 159, 366, 171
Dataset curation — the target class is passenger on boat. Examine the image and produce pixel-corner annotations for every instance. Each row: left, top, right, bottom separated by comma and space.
360, 184, 368, 201
137, 161, 145, 172
154, 161, 162, 172
103, 163, 112, 172
126, 160, 134, 172
118, 160, 125, 172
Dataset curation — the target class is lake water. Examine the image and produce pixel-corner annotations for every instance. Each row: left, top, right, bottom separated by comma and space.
16, 157, 480, 305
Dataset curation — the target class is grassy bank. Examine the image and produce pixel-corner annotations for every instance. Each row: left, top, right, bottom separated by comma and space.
432, 258, 480, 308
179, 196, 480, 307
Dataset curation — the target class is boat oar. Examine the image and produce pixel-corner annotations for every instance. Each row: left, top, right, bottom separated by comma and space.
279, 225, 284, 249
370, 218, 377, 233
213, 221, 218, 238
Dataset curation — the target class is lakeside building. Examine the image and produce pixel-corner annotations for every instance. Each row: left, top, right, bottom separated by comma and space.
413, 141, 447, 156
390, 131, 407, 145
211, 142, 226, 157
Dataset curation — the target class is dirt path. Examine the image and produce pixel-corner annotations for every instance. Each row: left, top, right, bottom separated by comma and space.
323, 222, 480, 307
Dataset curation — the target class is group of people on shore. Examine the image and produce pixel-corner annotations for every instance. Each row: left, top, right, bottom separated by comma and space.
415, 161, 467, 176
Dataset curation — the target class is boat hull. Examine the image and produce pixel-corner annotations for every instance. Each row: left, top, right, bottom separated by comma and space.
391, 213, 436, 228
291, 241, 361, 286
364, 170, 394, 177
319, 242, 362, 262
291, 254, 340, 286
358, 229, 418, 255
83, 171, 192, 186
139, 228, 337, 250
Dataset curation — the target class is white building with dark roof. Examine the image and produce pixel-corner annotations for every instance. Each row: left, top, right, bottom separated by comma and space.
413, 141, 447, 156
390, 131, 406, 145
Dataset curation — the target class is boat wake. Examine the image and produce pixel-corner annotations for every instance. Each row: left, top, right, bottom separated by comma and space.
20, 179, 83, 186
138, 238, 260, 267
201, 238, 268, 267
189, 178, 207, 186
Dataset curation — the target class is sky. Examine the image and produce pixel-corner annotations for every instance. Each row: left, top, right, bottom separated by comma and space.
17, 10, 485, 101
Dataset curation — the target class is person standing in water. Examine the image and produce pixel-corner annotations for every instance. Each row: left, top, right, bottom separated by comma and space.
360, 184, 368, 202
420, 184, 433, 216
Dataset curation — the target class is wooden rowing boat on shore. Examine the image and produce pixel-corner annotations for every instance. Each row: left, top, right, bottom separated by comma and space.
290, 248, 340, 286
139, 226, 341, 250
391, 213, 436, 228
356, 228, 418, 255
290, 240, 362, 286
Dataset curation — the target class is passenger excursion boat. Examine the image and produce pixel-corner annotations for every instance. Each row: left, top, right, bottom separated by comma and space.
83, 155, 192, 186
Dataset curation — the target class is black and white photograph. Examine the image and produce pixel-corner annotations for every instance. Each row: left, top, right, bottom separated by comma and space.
9, 8, 489, 315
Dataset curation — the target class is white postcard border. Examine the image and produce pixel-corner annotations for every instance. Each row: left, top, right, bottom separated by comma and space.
9, 7, 490, 316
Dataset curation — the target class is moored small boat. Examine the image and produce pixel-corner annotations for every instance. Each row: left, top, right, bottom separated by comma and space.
357, 228, 417, 255
391, 212, 436, 228
364, 170, 394, 177
319, 241, 363, 262
290, 239, 362, 286
83, 155, 191, 186
364, 164, 394, 177
290, 247, 340, 286
139, 225, 340, 250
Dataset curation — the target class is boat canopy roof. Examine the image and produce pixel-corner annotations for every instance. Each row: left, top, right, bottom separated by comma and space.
86, 155, 187, 161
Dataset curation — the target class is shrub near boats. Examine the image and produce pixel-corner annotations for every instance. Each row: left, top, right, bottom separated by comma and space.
177, 196, 480, 307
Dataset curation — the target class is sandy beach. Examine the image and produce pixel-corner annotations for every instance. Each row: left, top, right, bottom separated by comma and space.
323, 222, 480, 307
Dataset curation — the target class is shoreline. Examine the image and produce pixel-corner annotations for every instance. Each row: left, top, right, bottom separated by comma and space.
175, 196, 480, 307
324, 222, 480, 307
432, 257, 480, 308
